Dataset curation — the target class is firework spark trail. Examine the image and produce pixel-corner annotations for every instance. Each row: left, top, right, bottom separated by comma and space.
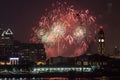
31, 1, 98, 59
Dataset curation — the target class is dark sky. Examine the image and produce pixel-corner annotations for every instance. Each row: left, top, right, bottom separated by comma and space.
0, 0, 120, 54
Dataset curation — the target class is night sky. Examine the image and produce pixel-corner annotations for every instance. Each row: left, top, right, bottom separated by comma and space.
0, 0, 120, 54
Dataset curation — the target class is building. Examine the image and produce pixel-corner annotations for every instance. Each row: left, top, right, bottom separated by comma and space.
75, 53, 108, 67
0, 28, 14, 65
0, 28, 14, 45
47, 56, 74, 66
0, 28, 46, 65
98, 26, 105, 55
17, 42, 46, 65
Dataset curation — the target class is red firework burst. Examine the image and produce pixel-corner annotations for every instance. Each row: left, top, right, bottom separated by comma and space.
31, 1, 98, 59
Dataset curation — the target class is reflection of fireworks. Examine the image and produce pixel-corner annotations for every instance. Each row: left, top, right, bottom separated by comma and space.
31, 1, 98, 59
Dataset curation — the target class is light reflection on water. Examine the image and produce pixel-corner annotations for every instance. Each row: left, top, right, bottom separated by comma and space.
0, 78, 87, 80
0, 77, 112, 80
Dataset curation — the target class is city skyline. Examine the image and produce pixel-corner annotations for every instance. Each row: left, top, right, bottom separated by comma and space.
0, 0, 120, 55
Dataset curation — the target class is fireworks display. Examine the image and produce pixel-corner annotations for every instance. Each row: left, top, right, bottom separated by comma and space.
31, 1, 98, 59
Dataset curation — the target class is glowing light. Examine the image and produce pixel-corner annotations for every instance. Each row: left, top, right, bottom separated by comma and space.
10, 58, 19, 60
51, 22, 66, 38
73, 26, 86, 41
33, 67, 93, 73
6, 28, 13, 35
99, 26, 103, 29
101, 39, 104, 42
31, 1, 98, 59
36, 29, 46, 39
98, 39, 101, 42
42, 32, 56, 44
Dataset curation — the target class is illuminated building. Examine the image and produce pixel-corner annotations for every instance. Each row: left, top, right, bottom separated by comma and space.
0, 28, 14, 45
0, 28, 46, 65
98, 26, 105, 55
0, 28, 14, 65
9, 57, 19, 65
18, 43, 46, 65
75, 53, 108, 67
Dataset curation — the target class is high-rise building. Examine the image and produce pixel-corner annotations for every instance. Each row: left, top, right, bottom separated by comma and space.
0, 28, 46, 65
98, 26, 105, 55
0, 28, 14, 45
0, 28, 14, 65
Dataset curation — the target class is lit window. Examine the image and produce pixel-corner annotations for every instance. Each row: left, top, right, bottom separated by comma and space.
5, 37, 10, 39
98, 39, 101, 42
83, 61, 88, 66
101, 39, 104, 42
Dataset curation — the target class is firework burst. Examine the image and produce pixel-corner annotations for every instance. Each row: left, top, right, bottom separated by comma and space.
31, 1, 98, 59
